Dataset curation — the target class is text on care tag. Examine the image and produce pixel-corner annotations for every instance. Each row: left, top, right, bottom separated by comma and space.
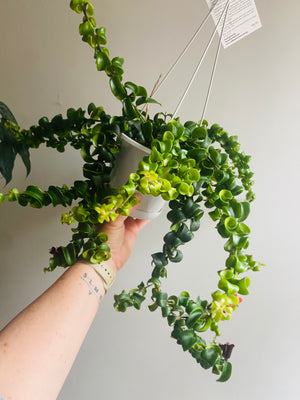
205, 0, 262, 48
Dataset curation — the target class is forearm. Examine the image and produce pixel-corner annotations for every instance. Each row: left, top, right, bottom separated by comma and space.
0, 262, 107, 400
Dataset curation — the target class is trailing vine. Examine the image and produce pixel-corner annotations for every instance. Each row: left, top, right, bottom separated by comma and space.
0, 0, 263, 382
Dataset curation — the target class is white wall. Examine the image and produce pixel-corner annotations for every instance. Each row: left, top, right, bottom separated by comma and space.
1, 0, 299, 399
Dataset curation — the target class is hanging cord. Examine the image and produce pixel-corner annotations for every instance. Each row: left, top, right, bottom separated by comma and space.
172, 0, 230, 119
152, 0, 222, 97
145, 73, 162, 120
200, 1, 231, 123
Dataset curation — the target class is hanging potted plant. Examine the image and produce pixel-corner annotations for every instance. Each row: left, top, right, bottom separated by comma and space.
0, 0, 263, 382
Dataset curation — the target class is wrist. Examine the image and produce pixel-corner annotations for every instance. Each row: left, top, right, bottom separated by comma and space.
106, 258, 117, 274
78, 259, 116, 293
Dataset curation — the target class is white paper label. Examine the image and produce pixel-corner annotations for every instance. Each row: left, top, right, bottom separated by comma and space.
205, 0, 262, 48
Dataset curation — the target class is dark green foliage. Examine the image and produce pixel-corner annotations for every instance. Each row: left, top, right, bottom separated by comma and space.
0, 105, 31, 184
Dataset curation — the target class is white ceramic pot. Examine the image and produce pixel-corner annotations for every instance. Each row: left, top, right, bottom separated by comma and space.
110, 133, 166, 219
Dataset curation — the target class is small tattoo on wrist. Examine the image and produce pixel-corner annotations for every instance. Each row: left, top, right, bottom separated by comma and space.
81, 272, 103, 302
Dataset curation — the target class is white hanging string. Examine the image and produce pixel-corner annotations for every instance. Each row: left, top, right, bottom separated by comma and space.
200, 1, 231, 123
152, 0, 222, 97
172, 0, 230, 119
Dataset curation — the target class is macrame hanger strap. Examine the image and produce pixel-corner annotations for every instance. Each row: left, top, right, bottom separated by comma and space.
200, 0, 231, 123
152, 0, 222, 97
172, 0, 231, 119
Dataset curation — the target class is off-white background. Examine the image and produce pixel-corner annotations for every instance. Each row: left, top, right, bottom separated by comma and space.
1, 0, 299, 399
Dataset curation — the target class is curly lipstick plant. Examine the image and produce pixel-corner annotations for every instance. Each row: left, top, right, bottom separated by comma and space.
0, 0, 263, 382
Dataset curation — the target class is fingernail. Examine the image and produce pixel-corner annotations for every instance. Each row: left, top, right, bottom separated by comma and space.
134, 192, 142, 204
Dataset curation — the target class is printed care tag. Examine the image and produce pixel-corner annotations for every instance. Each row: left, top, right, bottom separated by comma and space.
205, 0, 262, 48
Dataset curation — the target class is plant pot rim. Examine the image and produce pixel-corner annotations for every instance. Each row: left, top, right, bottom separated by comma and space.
121, 132, 151, 155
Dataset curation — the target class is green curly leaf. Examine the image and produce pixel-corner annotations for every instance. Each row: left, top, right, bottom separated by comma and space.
217, 361, 232, 382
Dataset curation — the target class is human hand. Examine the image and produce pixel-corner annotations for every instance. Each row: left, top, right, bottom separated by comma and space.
97, 194, 150, 273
